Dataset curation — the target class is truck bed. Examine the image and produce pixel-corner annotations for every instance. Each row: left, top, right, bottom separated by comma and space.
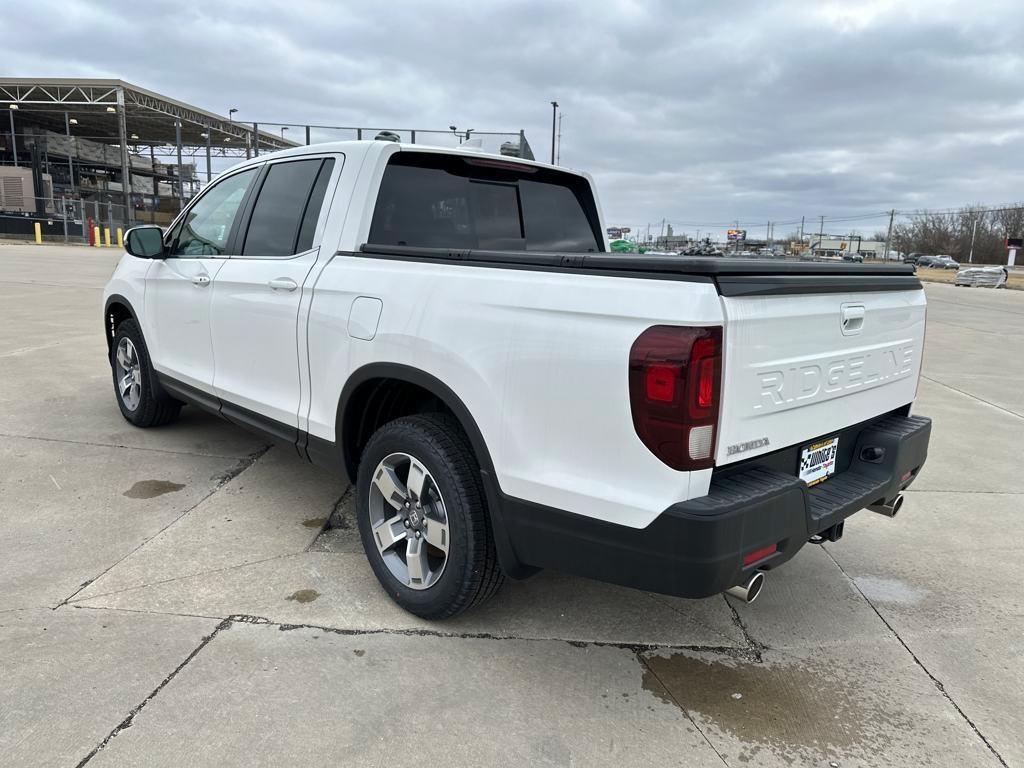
358, 244, 920, 296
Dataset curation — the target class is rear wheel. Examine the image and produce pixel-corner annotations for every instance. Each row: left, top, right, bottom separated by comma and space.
356, 414, 504, 619
110, 319, 181, 427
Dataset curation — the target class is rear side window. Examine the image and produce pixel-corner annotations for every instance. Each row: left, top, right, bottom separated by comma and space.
368, 153, 601, 252
243, 158, 335, 257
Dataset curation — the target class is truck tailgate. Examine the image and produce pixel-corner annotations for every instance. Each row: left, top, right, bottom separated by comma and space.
716, 288, 926, 465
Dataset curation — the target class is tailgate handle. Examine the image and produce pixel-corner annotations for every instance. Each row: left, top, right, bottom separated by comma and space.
841, 304, 865, 335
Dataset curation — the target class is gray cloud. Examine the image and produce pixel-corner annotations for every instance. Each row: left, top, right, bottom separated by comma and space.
7, 0, 1024, 237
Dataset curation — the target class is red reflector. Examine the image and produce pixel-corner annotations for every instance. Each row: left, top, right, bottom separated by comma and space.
645, 364, 678, 403
900, 470, 913, 483
743, 544, 777, 567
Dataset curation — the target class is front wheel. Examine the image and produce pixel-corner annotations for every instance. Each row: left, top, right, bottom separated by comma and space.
356, 414, 504, 619
110, 319, 182, 427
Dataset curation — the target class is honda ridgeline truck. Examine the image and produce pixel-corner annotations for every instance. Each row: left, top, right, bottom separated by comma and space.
102, 140, 931, 618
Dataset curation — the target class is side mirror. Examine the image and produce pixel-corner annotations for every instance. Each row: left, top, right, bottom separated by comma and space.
124, 225, 166, 259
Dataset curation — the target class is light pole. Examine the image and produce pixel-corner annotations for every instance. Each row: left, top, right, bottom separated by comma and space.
449, 125, 458, 143
465, 128, 475, 142
550, 101, 559, 164
228, 108, 238, 122
280, 126, 289, 139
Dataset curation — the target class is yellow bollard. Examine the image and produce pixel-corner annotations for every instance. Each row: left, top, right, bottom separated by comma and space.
93, 226, 101, 247
104, 228, 112, 247
116, 228, 124, 248
34, 222, 42, 244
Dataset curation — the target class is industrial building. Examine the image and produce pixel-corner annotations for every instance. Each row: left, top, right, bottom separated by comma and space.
1, 77, 534, 242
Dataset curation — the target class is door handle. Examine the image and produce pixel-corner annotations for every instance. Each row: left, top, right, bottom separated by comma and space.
268, 278, 298, 292
192, 274, 211, 286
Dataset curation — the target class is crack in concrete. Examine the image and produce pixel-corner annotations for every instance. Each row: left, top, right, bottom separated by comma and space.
920, 375, 1024, 421
821, 546, 1009, 768
52, 444, 272, 610
635, 652, 732, 767
67, 552, 301, 605
67, 607, 756, 655
722, 594, 766, 664
0, 431, 265, 461
74, 617, 230, 767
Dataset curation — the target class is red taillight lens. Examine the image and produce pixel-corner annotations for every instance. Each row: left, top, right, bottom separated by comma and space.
628, 325, 722, 471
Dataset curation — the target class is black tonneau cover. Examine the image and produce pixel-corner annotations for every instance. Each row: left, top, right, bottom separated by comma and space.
358, 244, 922, 296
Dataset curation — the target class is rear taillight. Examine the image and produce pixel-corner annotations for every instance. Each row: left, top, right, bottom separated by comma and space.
628, 325, 722, 470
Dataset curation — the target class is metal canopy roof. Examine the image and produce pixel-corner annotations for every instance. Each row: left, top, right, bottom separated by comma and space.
0, 78, 296, 155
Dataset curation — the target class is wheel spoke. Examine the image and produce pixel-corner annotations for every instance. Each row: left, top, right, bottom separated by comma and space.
405, 536, 428, 585
372, 514, 407, 554
372, 465, 408, 510
116, 345, 130, 369
406, 458, 428, 502
120, 373, 133, 396
130, 382, 141, 406
424, 516, 448, 553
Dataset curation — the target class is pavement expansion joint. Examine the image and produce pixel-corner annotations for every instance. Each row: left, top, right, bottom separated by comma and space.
74, 618, 231, 767
53, 443, 274, 611
821, 545, 1009, 768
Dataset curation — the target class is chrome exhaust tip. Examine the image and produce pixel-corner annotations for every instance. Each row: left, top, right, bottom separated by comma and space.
725, 571, 765, 604
868, 492, 904, 518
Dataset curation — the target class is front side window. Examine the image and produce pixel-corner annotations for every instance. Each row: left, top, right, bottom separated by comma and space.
170, 168, 257, 257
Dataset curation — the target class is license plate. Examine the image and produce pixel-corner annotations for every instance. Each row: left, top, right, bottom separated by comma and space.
799, 436, 839, 487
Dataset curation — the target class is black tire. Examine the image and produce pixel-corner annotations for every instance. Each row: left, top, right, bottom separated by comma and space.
356, 413, 505, 619
110, 319, 182, 427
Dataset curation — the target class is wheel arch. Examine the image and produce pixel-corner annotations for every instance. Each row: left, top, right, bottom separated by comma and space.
103, 294, 139, 357
335, 363, 497, 485
331, 363, 533, 578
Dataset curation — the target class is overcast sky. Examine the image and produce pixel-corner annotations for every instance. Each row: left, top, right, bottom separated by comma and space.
7, 0, 1024, 239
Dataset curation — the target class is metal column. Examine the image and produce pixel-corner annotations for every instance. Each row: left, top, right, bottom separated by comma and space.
305, 125, 311, 145
8, 108, 17, 167
116, 88, 132, 225
64, 112, 75, 196
175, 120, 184, 210
206, 128, 212, 183
252, 123, 259, 156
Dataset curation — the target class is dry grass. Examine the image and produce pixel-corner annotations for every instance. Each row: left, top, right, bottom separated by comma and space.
916, 266, 1024, 290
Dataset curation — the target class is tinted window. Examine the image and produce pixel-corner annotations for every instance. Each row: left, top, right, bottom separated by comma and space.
519, 179, 599, 252
368, 154, 600, 252
296, 159, 335, 253
243, 159, 323, 257
171, 168, 257, 256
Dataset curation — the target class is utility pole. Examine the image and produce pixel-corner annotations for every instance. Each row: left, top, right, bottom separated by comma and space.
818, 215, 825, 246
799, 215, 805, 243
549, 101, 559, 164
883, 208, 895, 261
968, 216, 978, 263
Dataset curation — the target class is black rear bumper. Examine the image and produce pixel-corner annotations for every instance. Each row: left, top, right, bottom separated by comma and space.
494, 413, 931, 599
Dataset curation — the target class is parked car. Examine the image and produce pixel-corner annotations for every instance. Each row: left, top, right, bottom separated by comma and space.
934, 256, 960, 270
842, 252, 865, 263
904, 253, 922, 264
916, 255, 939, 267
102, 140, 932, 618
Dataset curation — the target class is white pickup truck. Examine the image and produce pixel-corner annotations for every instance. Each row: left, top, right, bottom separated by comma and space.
103, 140, 931, 618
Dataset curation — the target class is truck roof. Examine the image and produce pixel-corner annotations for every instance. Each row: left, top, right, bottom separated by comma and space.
230, 139, 584, 178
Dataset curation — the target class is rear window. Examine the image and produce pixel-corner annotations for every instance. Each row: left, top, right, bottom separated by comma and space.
368, 153, 602, 252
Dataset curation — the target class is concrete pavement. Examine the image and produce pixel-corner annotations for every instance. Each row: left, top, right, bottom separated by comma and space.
1, 243, 1020, 767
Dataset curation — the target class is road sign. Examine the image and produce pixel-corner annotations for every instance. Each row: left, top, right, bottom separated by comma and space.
727, 229, 746, 241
